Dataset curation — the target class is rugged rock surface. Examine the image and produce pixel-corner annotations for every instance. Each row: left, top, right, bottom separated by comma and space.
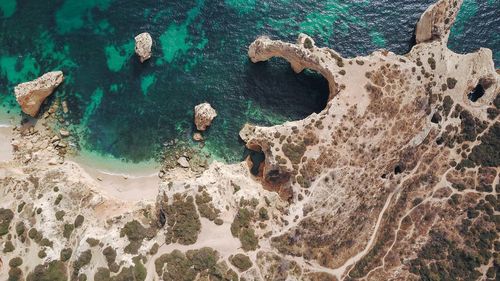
194, 102, 217, 131
1, 1, 499, 281
14, 71, 64, 117
134, 32, 153, 62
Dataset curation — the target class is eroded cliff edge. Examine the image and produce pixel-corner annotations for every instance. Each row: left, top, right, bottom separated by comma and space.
0, 0, 499, 280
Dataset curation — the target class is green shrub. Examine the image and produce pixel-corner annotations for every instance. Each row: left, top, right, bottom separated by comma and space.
15, 222, 25, 236
17, 202, 25, 213
3, 240, 15, 253
86, 238, 99, 247
63, 223, 74, 239
40, 238, 53, 247
230, 208, 252, 237
164, 195, 201, 245
230, 254, 253, 272
38, 249, 47, 259
55, 210, 65, 221
240, 228, 258, 251
0, 208, 14, 236
103, 246, 117, 266
9, 257, 23, 268
186, 247, 219, 271
259, 207, 269, 221
60, 248, 73, 262
8, 267, 23, 281
26, 261, 68, 281
55, 194, 63, 205
93, 268, 110, 281
74, 215, 84, 228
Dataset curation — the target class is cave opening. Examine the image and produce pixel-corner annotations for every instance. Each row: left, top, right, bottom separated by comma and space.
244, 148, 265, 176
467, 84, 485, 102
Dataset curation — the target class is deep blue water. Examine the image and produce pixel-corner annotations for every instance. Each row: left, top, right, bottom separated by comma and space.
0, 0, 498, 164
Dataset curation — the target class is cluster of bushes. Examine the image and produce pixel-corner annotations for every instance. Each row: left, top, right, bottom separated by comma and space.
120, 220, 155, 254
0, 208, 14, 236
229, 254, 253, 272
155, 248, 237, 281
282, 141, 306, 165
195, 189, 221, 223
231, 208, 259, 251
164, 194, 201, 245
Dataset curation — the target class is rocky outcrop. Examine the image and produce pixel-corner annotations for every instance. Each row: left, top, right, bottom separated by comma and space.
194, 103, 217, 131
241, 0, 499, 278
14, 71, 64, 117
134, 32, 153, 62
249, 33, 340, 100
415, 0, 462, 44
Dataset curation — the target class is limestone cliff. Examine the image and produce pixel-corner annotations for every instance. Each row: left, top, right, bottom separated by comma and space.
0, 1, 499, 281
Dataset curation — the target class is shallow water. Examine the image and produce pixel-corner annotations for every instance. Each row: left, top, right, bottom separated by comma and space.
0, 0, 498, 167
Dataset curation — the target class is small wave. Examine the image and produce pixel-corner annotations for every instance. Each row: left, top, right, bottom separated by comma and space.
0, 124, 12, 128
96, 169, 157, 179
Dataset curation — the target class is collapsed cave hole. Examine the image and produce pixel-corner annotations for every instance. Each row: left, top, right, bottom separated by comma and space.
467, 84, 485, 102
244, 148, 265, 176
246, 60, 330, 124
394, 165, 404, 175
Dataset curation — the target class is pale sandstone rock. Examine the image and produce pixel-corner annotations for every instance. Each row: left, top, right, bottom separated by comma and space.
193, 132, 203, 142
134, 32, 153, 62
415, 0, 461, 44
177, 156, 190, 168
59, 129, 70, 137
194, 102, 217, 131
14, 71, 64, 117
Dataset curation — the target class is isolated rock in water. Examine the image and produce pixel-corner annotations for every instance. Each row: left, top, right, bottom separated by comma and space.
14, 71, 64, 117
194, 103, 217, 131
193, 132, 203, 142
134, 32, 153, 62
177, 156, 190, 168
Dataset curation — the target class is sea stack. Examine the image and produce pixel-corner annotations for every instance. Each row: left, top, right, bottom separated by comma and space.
134, 32, 153, 62
14, 71, 64, 117
194, 103, 217, 131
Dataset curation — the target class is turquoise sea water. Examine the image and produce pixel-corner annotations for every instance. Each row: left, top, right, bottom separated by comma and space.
0, 0, 498, 167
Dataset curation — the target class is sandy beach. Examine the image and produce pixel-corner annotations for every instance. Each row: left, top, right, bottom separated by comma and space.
0, 125, 13, 163
77, 161, 160, 202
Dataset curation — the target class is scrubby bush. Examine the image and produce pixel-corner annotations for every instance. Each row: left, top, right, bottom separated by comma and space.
230, 254, 253, 272
3, 240, 15, 253
60, 248, 72, 261
55, 210, 65, 221
240, 228, 258, 251
63, 223, 74, 239
74, 215, 84, 228
0, 208, 14, 236
9, 257, 23, 268
27, 260, 68, 281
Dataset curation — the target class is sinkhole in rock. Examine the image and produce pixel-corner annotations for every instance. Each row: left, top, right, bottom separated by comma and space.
244, 149, 265, 176
468, 84, 485, 102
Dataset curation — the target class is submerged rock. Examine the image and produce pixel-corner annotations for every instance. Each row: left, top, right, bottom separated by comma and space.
193, 132, 203, 142
14, 71, 64, 117
194, 103, 217, 131
134, 32, 153, 62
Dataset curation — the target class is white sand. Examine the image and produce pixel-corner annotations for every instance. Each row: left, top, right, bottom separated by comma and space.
0, 125, 13, 163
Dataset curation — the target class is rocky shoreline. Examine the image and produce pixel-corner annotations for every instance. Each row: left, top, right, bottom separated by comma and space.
1, 0, 499, 280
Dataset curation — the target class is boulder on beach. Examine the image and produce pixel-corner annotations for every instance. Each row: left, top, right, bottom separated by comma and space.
14, 71, 64, 117
134, 32, 153, 62
194, 102, 217, 131
177, 156, 190, 168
